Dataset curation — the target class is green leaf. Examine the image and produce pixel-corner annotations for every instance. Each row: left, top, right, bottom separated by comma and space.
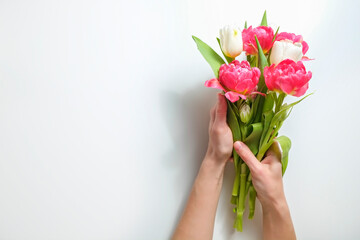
227, 101, 241, 141
260, 110, 274, 148
272, 26, 280, 42
269, 136, 292, 175
216, 37, 234, 64
271, 93, 313, 126
229, 100, 240, 120
252, 94, 265, 123
254, 35, 269, 93
262, 92, 275, 113
244, 21, 247, 29
244, 123, 263, 155
255, 36, 269, 73
227, 99, 241, 168
260, 10, 267, 26
192, 35, 226, 78
249, 55, 257, 67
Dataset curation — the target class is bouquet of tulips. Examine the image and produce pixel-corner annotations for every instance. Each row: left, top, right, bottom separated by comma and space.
192, 11, 313, 231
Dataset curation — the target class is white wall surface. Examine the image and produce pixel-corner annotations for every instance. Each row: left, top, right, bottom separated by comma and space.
0, 0, 359, 239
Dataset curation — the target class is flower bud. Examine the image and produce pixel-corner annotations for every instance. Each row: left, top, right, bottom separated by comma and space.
270, 40, 303, 65
219, 25, 243, 58
239, 103, 252, 123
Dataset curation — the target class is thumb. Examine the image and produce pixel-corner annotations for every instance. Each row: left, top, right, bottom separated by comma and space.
214, 94, 227, 126
234, 141, 261, 173
261, 149, 281, 164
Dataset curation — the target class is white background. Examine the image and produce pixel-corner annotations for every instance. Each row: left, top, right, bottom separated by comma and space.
0, 0, 360, 239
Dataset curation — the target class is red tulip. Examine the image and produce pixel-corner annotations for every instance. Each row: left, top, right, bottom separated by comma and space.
205, 60, 261, 102
264, 59, 312, 97
242, 26, 274, 55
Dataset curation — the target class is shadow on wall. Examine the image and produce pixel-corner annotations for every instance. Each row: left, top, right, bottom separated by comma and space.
160, 84, 215, 235
160, 84, 262, 239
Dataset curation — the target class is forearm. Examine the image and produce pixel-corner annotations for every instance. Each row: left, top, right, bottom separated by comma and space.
262, 198, 296, 240
172, 156, 225, 240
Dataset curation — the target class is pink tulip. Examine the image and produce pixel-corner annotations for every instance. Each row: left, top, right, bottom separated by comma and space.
276, 32, 309, 55
205, 60, 261, 102
242, 26, 274, 55
264, 59, 312, 97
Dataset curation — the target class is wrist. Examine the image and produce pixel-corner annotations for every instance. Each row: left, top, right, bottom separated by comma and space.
205, 147, 229, 165
261, 196, 289, 216
199, 155, 226, 184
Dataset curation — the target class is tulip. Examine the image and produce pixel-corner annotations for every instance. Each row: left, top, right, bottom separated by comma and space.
275, 32, 309, 55
264, 59, 312, 97
270, 40, 303, 65
205, 60, 262, 102
242, 26, 274, 55
219, 26, 244, 58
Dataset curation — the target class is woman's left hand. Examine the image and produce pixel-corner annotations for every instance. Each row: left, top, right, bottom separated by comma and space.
205, 93, 234, 166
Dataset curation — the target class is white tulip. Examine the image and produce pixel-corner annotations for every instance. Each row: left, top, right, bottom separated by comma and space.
219, 26, 243, 58
270, 40, 303, 65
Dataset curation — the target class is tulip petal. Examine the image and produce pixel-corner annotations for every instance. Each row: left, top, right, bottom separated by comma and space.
301, 41, 309, 55
225, 91, 246, 102
204, 78, 226, 91
292, 82, 309, 97
301, 56, 314, 61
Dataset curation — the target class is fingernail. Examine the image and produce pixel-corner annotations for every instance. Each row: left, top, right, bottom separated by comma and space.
234, 141, 242, 149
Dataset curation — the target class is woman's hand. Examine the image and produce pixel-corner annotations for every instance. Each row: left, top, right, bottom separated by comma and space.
234, 141, 285, 208
205, 94, 233, 166
233, 141, 296, 240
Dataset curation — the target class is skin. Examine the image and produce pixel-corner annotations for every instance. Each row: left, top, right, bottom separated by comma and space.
172, 94, 296, 240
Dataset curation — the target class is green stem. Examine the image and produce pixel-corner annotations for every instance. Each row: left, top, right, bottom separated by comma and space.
275, 93, 286, 112
231, 195, 237, 205
233, 149, 240, 173
235, 163, 247, 231
267, 121, 283, 145
248, 186, 257, 219
240, 124, 247, 140
232, 162, 241, 197
259, 93, 286, 154
257, 119, 284, 160
257, 139, 274, 161
236, 99, 244, 109
259, 111, 277, 150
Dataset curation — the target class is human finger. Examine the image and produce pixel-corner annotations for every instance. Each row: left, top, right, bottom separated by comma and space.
261, 154, 279, 165
214, 94, 227, 126
262, 143, 282, 164
233, 141, 261, 173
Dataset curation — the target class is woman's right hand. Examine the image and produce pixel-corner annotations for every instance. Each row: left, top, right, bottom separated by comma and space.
233, 141, 285, 208
233, 141, 296, 240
